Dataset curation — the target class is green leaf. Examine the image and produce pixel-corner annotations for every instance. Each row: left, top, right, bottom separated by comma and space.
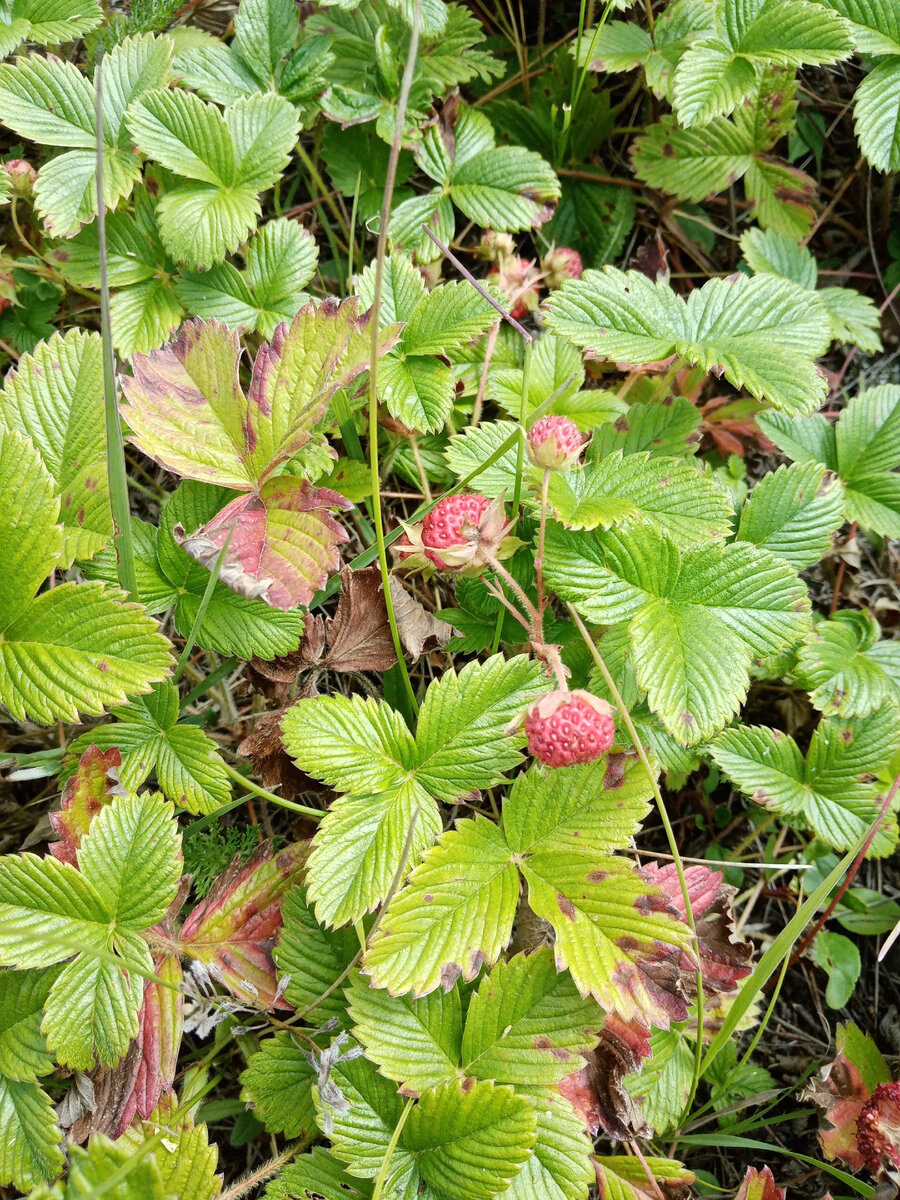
0, 968, 57, 1080
503, 1090, 593, 1200
0, 580, 174, 726
0, 428, 61, 628
546, 450, 733, 545
854, 55, 900, 171
265, 1149, 372, 1200
0, 0, 102, 57
314, 1053, 408, 1182
175, 217, 319, 340
43, 931, 149, 1069
544, 177, 636, 270
544, 525, 810, 743
795, 611, 900, 718
274, 885, 360, 1022
0, 1076, 64, 1192
625, 1026, 693, 1135
402, 1079, 537, 1200
0, 851, 107, 968
234, 0, 299, 81
66, 1134, 167, 1200
414, 654, 549, 803
820, 0, 900, 54
347, 970, 462, 1092
591, 397, 701, 459
305, 781, 441, 928
390, 107, 558, 259
67, 682, 231, 814
126, 90, 300, 267
502, 759, 653, 858
77, 789, 182, 929
736, 461, 844, 567
816, 930, 860, 1008
461, 947, 603, 1085
282, 693, 417, 794
240, 1032, 318, 1138
594, 1156, 695, 1200
545, 268, 831, 415
710, 707, 900, 855
364, 816, 518, 995
820, 286, 883, 352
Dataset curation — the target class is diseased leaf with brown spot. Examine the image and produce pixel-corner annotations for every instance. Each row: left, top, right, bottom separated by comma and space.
558, 1014, 652, 1141
639, 862, 752, 999
175, 477, 351, 611
179, 840, 309, 1009
803, 1021, 892, 1168
49, 746, 127, 866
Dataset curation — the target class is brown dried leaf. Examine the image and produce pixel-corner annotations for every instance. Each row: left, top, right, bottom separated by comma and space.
559, 1013, 652, 1141
245, 618, 326, 702
389, 575, 454, 659
238, 708, 323, 803
323, 565, 398, 673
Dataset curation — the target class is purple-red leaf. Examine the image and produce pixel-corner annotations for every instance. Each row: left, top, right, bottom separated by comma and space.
733, 1166, 785, 1200
179, 841, 308, 1009
50, 745, 127, 866
804, 1022, 893, 1169
558, 1014, 652, 1140
175, 477, 350, 610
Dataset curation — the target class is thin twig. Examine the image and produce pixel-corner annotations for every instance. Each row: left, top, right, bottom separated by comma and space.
421, 226, 533, 342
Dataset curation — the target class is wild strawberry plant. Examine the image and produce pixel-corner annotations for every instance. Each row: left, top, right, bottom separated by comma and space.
0, 0, 898, 1196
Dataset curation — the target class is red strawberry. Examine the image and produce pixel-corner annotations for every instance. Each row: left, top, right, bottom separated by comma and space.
422, 493, 492, 567
525, 690, 615, 768
541, 247, 583, 289
527, 415, 588, 472
858, 1081, 900, 1173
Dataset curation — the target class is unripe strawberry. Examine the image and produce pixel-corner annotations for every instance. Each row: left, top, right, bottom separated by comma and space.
858, 1081, 900, 1173
5, 159, 36, 198
541, 247, 583, 290
524, 690, 615, 767
477, 229, 516, 262
527, 415, 588, 471
488, 256, 541, 319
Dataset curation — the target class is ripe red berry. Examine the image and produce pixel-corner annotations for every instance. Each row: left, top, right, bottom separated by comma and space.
421, 493, 493, 569
524, 690, 615, 768
858, 1081, 900, 1173
527, 415, 588, 472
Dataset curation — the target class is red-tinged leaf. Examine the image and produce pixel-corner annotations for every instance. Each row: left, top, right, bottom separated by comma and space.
858, 1082, 900, 1176
639, 863, 752, 998
131, 953, 183, 1127
179, 840, 309, 1009
174, 478, 350, 611
121, 302, 400, 492
734, 1166, 786, 1200
558, 1014, 652, 1141
50, 745, 127, 866
804, 1022, 892, 1169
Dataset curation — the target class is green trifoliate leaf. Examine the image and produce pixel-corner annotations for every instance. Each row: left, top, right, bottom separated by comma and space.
0, 968, 58, 1079
0, 429, 61, 628
364, 815, 519, 996
175, 217, 319, 340
264, 1149, 372, 1200
126, 89, 300, 268
314, 1053, 410, 1182
795, 611, 900, 718
233, 0, 299, 81
347, 970, 463, 1093
0, 0, 102, 57
670, 0, 851, 128
240, 1032, 318, 1138
0, 37, 173, 235
545, 176, 637, 272
283, 693, 417, 794
819, 0, 900, 54
502, 759, 652, 858
390, 107, 559, 260
66, 682, 231, 814
546, 450, 733, 545
760, 384, 900, 538
0, 1076, 63, 1192
77, 790, 182, 929
710, 706, 900, 855
0, 851, 108, 969
307, 782, 441, 929
546, 267, 831, 416
740, 227, 882, 351
544, 524, 810, 744
461, 947, 603, 1086
403, 1079, 537, 1200
736, 461, 845, 568
118, 1111, 222, 1200
413, 654, 548, 803
274, 886, 361, 1022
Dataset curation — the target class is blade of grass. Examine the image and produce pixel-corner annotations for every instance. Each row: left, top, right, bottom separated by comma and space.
675, 1134, 874, 1198
173, 528, 233, 684
95, 57, 137, 602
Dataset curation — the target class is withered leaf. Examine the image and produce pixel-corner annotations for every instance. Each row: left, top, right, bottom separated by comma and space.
238, 708, 324, 803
